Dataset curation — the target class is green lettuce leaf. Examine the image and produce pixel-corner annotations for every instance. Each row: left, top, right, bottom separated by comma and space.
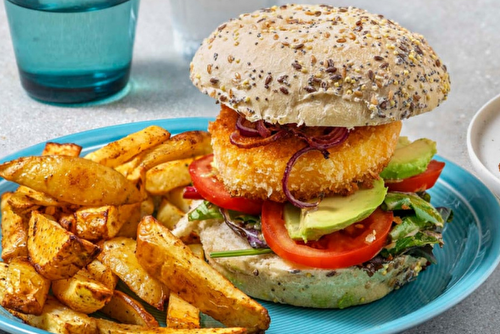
188, 200, 223, 221
382, 192, 444, 227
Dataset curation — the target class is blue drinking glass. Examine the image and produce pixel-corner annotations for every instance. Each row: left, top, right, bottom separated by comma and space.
4, 0, 140, 104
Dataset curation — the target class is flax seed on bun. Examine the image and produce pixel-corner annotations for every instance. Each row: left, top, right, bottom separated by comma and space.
190, 4, 450, 127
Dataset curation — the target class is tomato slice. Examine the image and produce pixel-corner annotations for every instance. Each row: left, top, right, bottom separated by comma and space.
385, 160, 445, 193
261, 201, 394, 269
189, 154, 263, 215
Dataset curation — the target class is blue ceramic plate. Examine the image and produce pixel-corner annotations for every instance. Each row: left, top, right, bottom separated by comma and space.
1, 117, 499, 334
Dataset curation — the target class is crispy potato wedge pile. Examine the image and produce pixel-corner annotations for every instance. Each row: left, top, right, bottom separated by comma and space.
0, 126, 270, 334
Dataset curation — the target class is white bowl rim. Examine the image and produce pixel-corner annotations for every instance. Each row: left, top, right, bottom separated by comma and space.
466, 92, 500, 196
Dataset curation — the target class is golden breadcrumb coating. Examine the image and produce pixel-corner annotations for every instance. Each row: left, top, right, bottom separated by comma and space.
209, 105, 402, 202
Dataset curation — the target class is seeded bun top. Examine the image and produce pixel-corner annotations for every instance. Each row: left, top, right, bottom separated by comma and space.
190, 4, 450, 127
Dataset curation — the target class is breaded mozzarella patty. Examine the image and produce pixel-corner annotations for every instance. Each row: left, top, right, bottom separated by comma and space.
209, 105, 402, 202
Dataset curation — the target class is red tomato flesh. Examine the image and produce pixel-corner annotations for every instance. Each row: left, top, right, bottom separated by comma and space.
385, 160, 445, 193
189, 154, 263, 215
261, 201, 394, 269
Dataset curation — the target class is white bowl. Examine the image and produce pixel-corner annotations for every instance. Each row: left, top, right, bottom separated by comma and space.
467, 93, 500, 198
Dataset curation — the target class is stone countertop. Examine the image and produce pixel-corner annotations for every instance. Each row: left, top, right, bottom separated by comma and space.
0, 0, 499, 333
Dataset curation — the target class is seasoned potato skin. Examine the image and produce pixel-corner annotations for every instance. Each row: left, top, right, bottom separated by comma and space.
51, 272, 113, 314
166, 293, 200, 329
1, 192, 29, 262
28, 211, 100, 280
0, 257, 50, 315
8, 296, 98, 334
84, 125, 171, 168
95, 318, 247, 334
97, 237, 169, 310
136, 216, 270, 333
100, 290, 159, 327
0, 156, 144, 206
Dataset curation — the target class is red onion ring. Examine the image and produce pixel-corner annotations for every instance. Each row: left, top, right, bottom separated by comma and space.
236, 116, 261, 137
291, 127, 349, 150
281, 146, 329, 208
230, 130, 288, 148
256, 120, 272, 138
231, 116, 350, 208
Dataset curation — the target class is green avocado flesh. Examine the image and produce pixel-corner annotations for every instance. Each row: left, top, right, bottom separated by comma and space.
396, 136, 412, 149
284, 179, 387, 242
380, 137, 437, 180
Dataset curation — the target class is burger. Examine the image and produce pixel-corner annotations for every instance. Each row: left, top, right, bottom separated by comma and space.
177, 4, 452, 309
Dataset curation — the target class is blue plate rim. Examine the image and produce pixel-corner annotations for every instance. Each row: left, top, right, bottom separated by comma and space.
0, 117, 499, 334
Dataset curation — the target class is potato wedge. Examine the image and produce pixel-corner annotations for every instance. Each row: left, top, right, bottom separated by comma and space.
0, 257, 50, 315
95, 318, 246, 334
100, 290, 159, 327
142, 195, 155, 216
187, 244, 204, 260
5, 193, 40, 214
115, 202, 143, 238
0, 156, 144, 206
136, 216, 270, 333
9, 296, 98, 334
59, 212, 77, 233
140, 131, 211, 170
145, 158, 193, 195
156, 198, 185, 230
97, 237, 169, 310
114, 196, 156, 238
114, 155, 141, 178
14, 185, 64, 207
1, 192, 29, 262
166, 293, 200, 329
165, 186, 193, 213
81, 259, 118, 291
28, 211, 100, 280
84, 126, 170, 168
72, 205, 124, 241
0, 262, 8, 301
52, 272, 113, 314
42, 142, 82, 157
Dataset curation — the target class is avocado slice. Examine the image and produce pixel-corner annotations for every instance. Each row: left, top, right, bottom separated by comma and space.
380, 138, 437, 180
396, 136, 412, 149
284, 179, 387, 242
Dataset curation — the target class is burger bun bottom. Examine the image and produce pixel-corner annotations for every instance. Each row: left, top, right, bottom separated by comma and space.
198, 220, 428, 309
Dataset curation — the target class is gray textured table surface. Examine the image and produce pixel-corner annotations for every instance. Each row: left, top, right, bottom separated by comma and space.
0, 0, 499, 333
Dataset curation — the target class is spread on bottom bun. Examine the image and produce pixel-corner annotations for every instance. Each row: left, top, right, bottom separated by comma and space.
179, 4, 452, 309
